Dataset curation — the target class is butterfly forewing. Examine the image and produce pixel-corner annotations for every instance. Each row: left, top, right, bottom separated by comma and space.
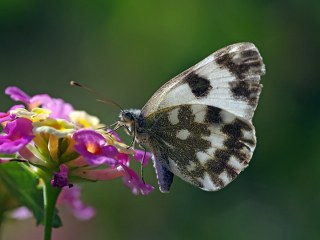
141, 42, 265, 122
142, 104, 256, 191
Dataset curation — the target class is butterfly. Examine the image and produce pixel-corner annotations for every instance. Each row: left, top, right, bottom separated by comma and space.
118, 42, 265, 193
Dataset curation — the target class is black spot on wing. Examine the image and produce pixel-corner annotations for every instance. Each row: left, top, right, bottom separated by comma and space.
214, 45, 264, 107
221, 118, 251, 139
205, 149, 237, 186
214, 48, 264, 80
230, 81, 251, 100
229, 80, 261, 107
205, 106, 222, 124
143, 105, 255, 190
201, 118, 254, 182
184, 72, 212, 98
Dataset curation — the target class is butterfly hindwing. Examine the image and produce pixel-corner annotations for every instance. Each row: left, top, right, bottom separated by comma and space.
153, 154, 174, 193
141, 42, 265, 122
143, 104, 256, 191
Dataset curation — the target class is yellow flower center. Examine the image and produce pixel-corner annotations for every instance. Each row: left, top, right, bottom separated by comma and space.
86, 143, 99, 154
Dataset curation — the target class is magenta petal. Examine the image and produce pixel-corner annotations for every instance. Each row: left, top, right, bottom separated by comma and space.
31, 95, 74, 120
43, 98, 74, 120
30, 94, 51, 106
58, 185, 95, 220
0, 138, 33, 154
0, 105, 25, 123
101, 145, 117, 157
10, 104, 25, 110
0, 112, 11, 123
73, 130, 106, 148
133, 150, 152, 166
5, 86, 31, 104
51, 165, 72, 188
116, 153, 130, 166
121, 164, 154, 195
10, 207, 32, 220
0, 118, 34, 154
73, 130, 118, 166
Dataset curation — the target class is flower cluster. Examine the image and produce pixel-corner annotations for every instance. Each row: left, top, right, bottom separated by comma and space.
0, 86, 154, 220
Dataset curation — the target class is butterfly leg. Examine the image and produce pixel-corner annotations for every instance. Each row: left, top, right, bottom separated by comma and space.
127, 129, 136, 149
139, 144, 147, 184
102, 121, 118, 131
123, 120, 136, 149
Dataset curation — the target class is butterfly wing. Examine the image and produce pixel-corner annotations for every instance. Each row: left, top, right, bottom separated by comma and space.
141, 42, 265, 122
143, 104, 256, 192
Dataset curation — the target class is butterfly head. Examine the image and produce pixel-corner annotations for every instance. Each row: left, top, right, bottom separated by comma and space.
118, 109, 141, 136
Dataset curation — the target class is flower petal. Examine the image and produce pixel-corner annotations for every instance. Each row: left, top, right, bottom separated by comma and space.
10, 207, 32, 220
0, 118, 34, 154
51, 165, 72, 188
5, 86, 31, 104
69, 111, 103, 129
58, 185, 95, 220
30, 94, 74, 120
0, 105, 25, 124
0, 112, 11, 124
120, 164, 154, 195
70, 165, 125, 181
33, 118, 76, 137
10, 108, 51, 122
133, 150, 152, 166
73, 130, 118, 166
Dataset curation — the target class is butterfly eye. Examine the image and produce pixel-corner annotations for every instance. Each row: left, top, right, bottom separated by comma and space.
122, 112, 134, 122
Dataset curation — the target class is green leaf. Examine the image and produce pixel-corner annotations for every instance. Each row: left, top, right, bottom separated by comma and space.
0, 162, 62, 228
0, 153, 18, 159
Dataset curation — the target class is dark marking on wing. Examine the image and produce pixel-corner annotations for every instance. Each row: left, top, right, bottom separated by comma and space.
214, 48, 263, 80
206, 118, 254, 180
221, 118, 251, 138
214, 44, 264, 107
184, 72, 212, 98
229, 80, 261, 107
205, 106, 222, 124
140, 104, 255, 191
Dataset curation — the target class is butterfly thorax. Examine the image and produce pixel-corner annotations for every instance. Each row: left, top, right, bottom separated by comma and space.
118, 109, 150, 145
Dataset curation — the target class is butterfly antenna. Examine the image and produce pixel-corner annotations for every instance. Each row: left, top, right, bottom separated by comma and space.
70, 81, 124, 111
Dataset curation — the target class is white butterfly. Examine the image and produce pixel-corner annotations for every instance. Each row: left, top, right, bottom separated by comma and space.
118, 42, 265, 192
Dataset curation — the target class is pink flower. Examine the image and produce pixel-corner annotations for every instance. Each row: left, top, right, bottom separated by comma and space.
58, 185, 95, 220
0, 105, 25, 124
5, 86, 31, 103
9, 188, 95, 221
0, 118, 34, 154
10, 207, 33, 220
72, 130, 154, 195
73, 130, 118, 166
120, 164, 154, 195
51, 165, 73, 188
133, 150, 152, 166
31, 95, 73, 120
2, 86, 155, 205
5, 86, 74, 120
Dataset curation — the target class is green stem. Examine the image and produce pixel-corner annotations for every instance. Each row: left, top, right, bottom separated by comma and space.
43, 180, 61, 240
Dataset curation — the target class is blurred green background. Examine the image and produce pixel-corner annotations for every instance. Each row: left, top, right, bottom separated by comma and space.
1, 1, 320, 239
